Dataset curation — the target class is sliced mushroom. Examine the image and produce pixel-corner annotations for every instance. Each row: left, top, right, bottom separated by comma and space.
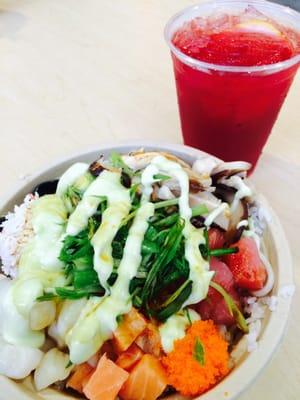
192, 157, 218, 176
89, 160, 105, 177
225, 200, 249, 245
123, 151, 211, 190
88, 156, 119, 177
189, 191, 230, 231
214, 183, 236, 204
126, 150, 191, 170
151, 184, 160, 202
212, 161, 251, 182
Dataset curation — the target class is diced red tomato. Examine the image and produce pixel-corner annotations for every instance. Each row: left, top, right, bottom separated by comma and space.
119, 354, 168, 400
113, 308, 147, 353
116, 344, 144, 371
223, 237, 267, 291
196, 257, 241, 326
208, 228, 225, 250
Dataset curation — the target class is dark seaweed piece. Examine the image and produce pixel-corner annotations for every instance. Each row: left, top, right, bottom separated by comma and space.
107, 272, 118, 287
190, 215, 205, 228
33, 179, 58, 196
213, 183, 236, 203
121, 172, 131, 188
0, 216, 6, 232
89, 160, 105, 177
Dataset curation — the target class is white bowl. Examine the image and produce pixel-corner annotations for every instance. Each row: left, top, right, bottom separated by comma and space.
0, 142, 294, 400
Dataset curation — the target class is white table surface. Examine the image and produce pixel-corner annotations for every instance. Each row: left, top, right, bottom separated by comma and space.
0, 1, 299, 399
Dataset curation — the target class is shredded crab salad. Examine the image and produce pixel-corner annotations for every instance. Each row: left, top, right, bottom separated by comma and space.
0, 150, 279, 399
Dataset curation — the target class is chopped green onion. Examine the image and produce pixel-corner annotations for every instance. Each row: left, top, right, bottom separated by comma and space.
141, 219, 185, 305
65, 360, 73, 369
142, 240, 160, 254
210, 247, 238, 257
110, 151, 134, 177
37, 285, 105, 301
191, 204, 209, 217
36, 293, 57, 302
153, 174, 171, 181
73, 269, 100, 290
185, 308, 192, 326
116, 314, 124, 325
155, 281, 192, 322
153, 198, 179, 209
160, 279, 191, 308
154, 214, 178, 228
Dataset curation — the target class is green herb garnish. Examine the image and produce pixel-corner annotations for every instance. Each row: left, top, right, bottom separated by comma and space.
153, 198, 179, 209
185, 308, 192, 326
191, 204, 209, 217
36, 293, 57, 302
199, 228, 238, 260
65, 360, 73, 369
59, 229, 94, 267
116, 314, 124, 324
110, 151, 134, 177
193, 337, 205, 365
153, 174, 171, 181
210, 247, 238, 257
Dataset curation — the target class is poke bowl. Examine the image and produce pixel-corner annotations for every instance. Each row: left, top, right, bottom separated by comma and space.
0, 142, 294, 400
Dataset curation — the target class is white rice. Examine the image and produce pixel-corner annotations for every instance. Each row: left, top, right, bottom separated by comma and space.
244, 294, 278, 352
248, 202, 272, 237
246, 320, 262, 352
0, 194, 37, 278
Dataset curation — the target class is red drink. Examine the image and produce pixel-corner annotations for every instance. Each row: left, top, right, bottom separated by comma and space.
165, 1, 300, 169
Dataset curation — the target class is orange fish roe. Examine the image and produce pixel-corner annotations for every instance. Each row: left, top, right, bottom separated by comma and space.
162, 320, 229, 397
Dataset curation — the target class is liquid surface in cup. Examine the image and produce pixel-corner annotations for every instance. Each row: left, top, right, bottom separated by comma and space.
173, 10, 300, 66
171, 7, 300, 168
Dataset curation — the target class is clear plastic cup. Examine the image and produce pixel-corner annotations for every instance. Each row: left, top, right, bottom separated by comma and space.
165, 0, 300, 170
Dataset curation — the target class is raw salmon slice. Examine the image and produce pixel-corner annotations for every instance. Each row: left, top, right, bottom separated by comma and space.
116, 344, 144, 371
67, 362, 94, 393
113, 308, 147, 353
119, 354, 168, 400
83, 353, 129, 400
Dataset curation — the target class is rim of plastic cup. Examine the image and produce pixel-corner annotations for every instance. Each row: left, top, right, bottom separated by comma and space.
164, 0, 300, 73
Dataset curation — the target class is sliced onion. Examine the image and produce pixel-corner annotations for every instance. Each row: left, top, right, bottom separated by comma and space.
34, 348, 72, 391
0, 337, 43, 379
30, 301, 56, 331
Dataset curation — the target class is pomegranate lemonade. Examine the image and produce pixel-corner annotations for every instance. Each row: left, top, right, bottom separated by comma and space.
166, 2, 300, 168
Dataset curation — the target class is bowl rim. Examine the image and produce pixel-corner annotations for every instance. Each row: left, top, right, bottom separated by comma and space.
0, 141, 294, 400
